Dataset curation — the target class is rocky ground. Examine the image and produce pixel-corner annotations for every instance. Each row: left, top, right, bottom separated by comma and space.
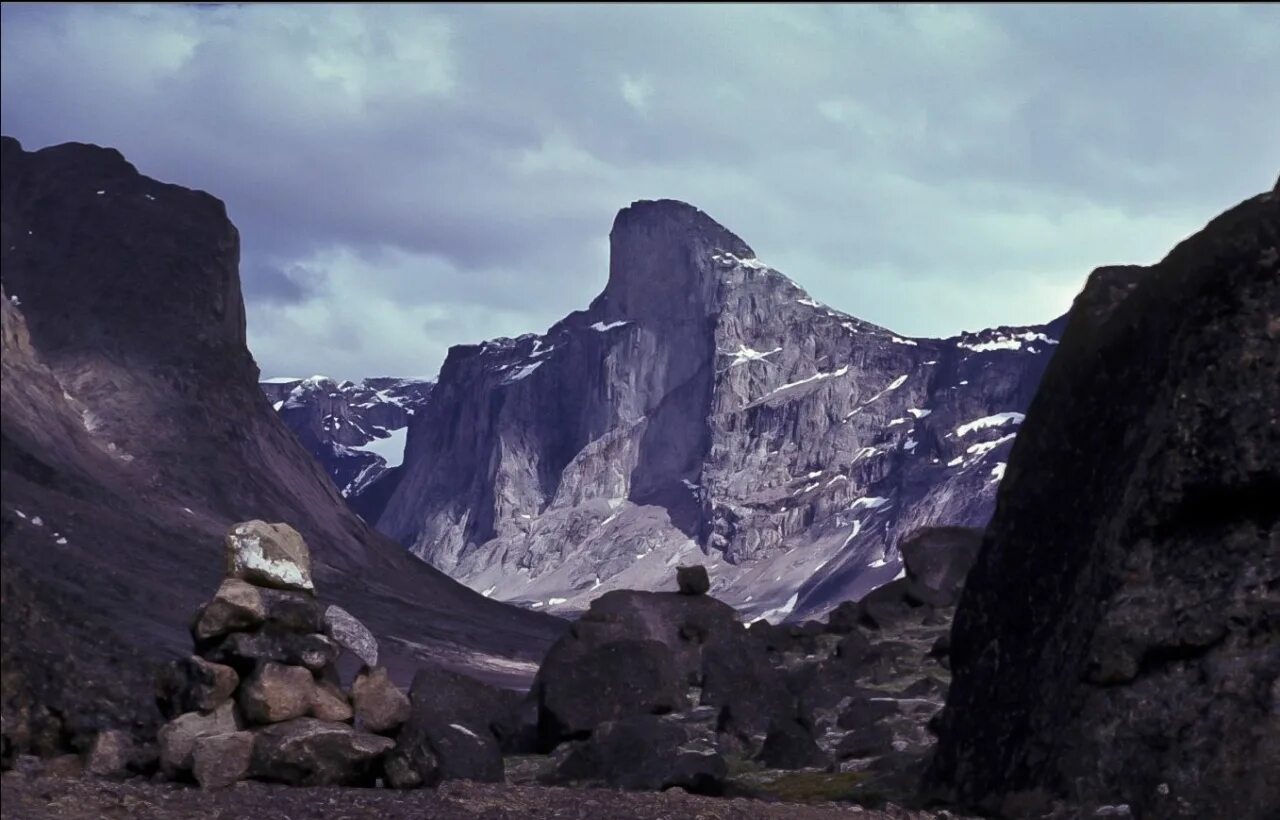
2, 522, 980, 819
0, 773, 963, 820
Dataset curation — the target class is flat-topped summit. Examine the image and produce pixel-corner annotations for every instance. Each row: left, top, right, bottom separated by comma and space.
601, 200, 757, 322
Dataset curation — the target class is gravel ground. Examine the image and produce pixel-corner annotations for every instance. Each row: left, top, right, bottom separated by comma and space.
0, 773, 966, 820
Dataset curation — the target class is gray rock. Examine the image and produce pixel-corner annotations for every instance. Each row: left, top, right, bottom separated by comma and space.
158, 700, 240, 777
249, 717, 394, 786
191, 730, 253, 789
322, 604, 378, 668
84, 729, 135, 778
225, 521, 313, 593
676, 565, 710, 595
239, 662, 315, 725
927, 184, 1280, 818
192, 578, 265, 641
156, 656, 239, 718
351, 666, 409, 734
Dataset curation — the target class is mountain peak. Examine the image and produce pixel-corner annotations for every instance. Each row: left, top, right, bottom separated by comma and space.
611, 199, 755, 258
602, 200, 756, 321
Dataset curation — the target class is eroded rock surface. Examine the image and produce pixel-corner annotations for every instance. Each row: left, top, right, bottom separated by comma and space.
927, 183, 1280, 818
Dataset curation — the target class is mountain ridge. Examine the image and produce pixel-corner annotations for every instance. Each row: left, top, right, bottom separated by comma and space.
374, 197, 1065, 620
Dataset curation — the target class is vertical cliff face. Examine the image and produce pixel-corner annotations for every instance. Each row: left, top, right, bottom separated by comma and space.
0, 137, 560, 758
378, 199, 1063, 619
927, 183, 1279, 817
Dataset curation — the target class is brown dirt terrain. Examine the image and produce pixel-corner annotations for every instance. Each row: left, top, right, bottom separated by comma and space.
0, 773, 962, 820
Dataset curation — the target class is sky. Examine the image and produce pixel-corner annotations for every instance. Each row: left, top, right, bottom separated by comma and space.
2, 4, 1276, 381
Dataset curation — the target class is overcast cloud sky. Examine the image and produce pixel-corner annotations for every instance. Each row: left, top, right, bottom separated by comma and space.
2, 4, 1276, 380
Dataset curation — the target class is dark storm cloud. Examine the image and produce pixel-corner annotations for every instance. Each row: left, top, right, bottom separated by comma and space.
241, 261, 317, 306
2, 4, 1276, 379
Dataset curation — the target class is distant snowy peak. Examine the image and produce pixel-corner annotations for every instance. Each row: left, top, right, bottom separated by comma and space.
260, 375, 433, 505
953, 326, 1061, 354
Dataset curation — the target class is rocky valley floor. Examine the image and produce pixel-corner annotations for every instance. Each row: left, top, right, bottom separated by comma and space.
0, 774, 966, 820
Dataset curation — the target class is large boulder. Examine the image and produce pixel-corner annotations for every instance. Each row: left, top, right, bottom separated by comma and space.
322, 605, 378, 668
550, 715, 726, 794
249, 717, 394, 786
757, 718, 829, 770
156, 656, 239, 718
927, 185, 1280, 818
550, 590, 743, 686
238, 662, 315, 725
536, 639, 684, 748
699, 639, 797, 744
225, 521, 314, 593
385, 717, 503, 788
157, 700, 240, 777
401, 664, 523, 749
350, 666, 409, 734
898, 526, 983, 605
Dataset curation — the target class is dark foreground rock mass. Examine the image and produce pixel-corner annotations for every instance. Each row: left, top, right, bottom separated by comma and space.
927, 182, 1280, 817
0, 136, 561, 766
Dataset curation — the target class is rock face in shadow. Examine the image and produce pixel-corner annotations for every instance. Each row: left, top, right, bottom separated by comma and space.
926, 183, 1280, 817
378, 198, 1064, 620
0, 136, 561, 763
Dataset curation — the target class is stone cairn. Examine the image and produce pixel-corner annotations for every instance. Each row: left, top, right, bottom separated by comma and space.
154, 520, 410, 789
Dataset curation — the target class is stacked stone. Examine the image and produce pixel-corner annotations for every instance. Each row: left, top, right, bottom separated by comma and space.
155, 521, 410, 789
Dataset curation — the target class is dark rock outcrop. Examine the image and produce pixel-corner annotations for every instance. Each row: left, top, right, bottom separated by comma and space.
927, 184, 1280, 817
537, 639, 684, 746
376, 198, 1065, 620
383, 664, 514, 788
0, 136, 561, 762
401, 664, 523, 749
898, 527, 982, 606
677, 564, 711, 595
758, 719, 829, 770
